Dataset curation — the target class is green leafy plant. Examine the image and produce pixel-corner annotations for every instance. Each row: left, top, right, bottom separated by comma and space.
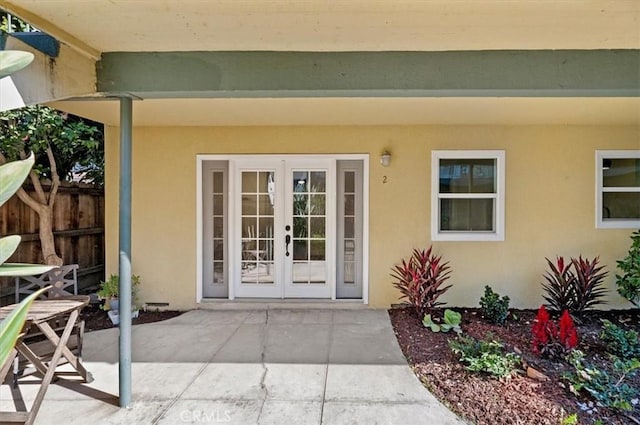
449, 334, 520, 378
541, 256, 608, 318
565, 350, 639, 411
390, 247, 452, 318
97, 274, 141, 311
600, 319, 640, 358
531, 306, 578, 359
422, 309, 462, 333
0, 147, 54, 368
479, 285, 510, 325
561, 414, 578, 425
616, 230, 640, 308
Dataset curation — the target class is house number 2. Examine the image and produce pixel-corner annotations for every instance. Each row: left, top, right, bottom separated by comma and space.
382, 176, 388, 184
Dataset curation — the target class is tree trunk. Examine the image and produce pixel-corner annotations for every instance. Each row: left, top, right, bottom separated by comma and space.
38, 205, 63, 266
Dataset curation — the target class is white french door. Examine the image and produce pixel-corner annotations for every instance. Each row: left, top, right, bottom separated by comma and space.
232, 158, 335, 298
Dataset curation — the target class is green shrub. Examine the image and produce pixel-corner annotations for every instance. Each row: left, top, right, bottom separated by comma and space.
565, 350, 639, 411
448, 334, 520, 378
600, 319, 640, 358
479, 285, 510, 325
422, 309, 462, 333
616, 230, 640, 308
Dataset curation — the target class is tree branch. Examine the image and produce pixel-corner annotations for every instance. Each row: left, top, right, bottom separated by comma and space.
19, 149, 46, 205
45, 144, 60, 208
15, 187, 43, 214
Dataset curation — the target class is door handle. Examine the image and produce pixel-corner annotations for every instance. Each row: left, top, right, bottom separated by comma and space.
285, 234, 291, 256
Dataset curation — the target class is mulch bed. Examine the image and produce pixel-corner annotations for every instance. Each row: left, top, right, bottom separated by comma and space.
389, 307, 640, 425
81, 304, 182, 332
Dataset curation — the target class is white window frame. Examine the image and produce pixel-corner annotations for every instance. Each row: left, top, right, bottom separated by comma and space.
431, 150, 505, 242
596, 150, 640, 229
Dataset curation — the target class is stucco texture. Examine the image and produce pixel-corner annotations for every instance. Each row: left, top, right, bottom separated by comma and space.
104, 125, 639, 311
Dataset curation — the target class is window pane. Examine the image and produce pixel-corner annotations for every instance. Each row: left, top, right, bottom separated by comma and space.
603, 158, 640, 188
310, 171, 326, 192
440, 198, 494, 231
344, 171, 355, 193
440, 159, 496, 194
213, 171, 223, 193
242, 172, 257, 192
309, 194, 325, 215
310, 240, 325, 261
603, 192, 640, 219
213, 194, 223, 216
293, 239, 308, 260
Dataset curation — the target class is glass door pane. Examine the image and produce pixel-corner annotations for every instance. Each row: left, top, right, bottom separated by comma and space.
241, 171, 276, 285
291, 170, 327, 284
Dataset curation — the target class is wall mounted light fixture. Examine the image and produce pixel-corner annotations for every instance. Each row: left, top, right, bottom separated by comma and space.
380, 151, 391, 167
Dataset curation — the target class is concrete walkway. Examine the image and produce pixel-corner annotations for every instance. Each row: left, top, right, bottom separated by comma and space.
1, 309, 464, 425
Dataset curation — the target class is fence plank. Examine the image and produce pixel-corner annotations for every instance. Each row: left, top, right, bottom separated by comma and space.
0, 182, 104, 304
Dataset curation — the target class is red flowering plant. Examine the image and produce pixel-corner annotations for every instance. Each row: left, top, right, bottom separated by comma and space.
532, 305, 579, 359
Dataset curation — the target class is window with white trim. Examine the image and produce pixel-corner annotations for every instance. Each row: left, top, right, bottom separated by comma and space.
431, 150, 505, 241
596, 150, 640, 229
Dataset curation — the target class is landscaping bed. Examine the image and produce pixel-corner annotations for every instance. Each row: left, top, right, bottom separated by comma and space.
81, 304, 182, 332
390, 306, 640, 425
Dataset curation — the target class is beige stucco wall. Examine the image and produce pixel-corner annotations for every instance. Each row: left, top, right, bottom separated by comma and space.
104, 125, 639, 311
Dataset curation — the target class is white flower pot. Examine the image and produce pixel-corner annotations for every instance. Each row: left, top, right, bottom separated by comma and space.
107, 309, 139, 326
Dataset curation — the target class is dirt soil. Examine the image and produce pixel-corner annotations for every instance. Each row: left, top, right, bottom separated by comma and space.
389, 307, 640, 425
81, 304, 182, 332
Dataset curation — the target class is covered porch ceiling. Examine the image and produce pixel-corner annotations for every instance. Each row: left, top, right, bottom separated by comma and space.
50, 97, 640, 127
1, 1, 639, 126
1, 1, 638, 57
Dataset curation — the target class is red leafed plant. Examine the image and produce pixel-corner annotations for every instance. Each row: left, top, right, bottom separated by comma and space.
391, 247, 452, 318
532, 305, 578, 359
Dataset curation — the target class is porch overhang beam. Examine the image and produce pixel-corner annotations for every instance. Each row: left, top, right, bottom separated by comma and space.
97, 50, 640, 99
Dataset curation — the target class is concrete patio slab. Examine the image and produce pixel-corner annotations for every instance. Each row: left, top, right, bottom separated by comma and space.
0, 308, 465, 425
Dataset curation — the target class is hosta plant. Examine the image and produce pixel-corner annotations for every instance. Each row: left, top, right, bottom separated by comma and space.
616, 230, 640, 308
531, 305, 578, 359
422, 309, 462, 333
391, 247, 452, 318
479, 285, 510, 325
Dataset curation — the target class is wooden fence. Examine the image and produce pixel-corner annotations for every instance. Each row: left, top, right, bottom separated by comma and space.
0, 182, 104, 305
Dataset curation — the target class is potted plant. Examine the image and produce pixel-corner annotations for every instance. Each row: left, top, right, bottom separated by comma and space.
97, 274, 141, 325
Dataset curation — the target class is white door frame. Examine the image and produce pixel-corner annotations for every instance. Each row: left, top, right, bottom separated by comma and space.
196, 154, 370, 303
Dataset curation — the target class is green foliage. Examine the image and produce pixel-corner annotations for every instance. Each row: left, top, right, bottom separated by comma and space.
448, 334, 520, 378
600, 319, 640, 358
422, 309, 462, 333
0, 12, 32, 33
97, 274, 141, 310
616, 230, 640, 308
390, 247, 452, 318
0, 152, 33, 206
565, 350, 639, 411
561, 414, 578, 425
479, 285, 510, 325
0, 287, 49, 369
541, 256, 608, 318
0, 105, 104, 185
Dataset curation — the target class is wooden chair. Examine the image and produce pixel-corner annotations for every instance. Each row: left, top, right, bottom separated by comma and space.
11, 266, 86, 385
14, 264, 79, 303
